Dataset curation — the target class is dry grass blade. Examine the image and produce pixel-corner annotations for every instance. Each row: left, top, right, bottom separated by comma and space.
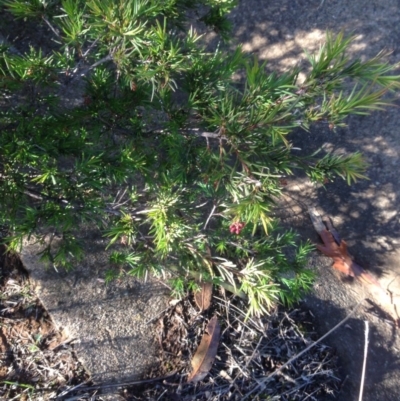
187, 315, 221, 383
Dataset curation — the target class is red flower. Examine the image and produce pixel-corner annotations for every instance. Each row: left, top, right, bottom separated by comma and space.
229, 221, 245, 235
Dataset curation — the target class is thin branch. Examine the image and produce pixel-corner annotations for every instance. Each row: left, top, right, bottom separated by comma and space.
57, 370, 177, 398
183, 128, 227, 140
143, 127, 228, 141
87, 54, 114, 71
245, 334, 264, 369
23, 189, 43, 201
242, 299, 365, 400
65, 54, 115, 86
111, 187, 128, 209
227, 241, 254, 255
203, 204, 216, 229
82, 37, 100, 58
42, 16, 61, 39
73, 54, 114, 77
358, 321, 369, 401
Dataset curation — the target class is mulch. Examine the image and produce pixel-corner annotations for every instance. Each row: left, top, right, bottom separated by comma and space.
120, 292, 340, 401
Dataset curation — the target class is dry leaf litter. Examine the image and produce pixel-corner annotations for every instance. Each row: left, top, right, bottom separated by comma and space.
121, 292, 340, 401
0, 248, 89, 401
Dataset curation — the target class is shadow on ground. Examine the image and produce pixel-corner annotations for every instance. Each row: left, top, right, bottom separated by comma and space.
302, 295, 400, 401
220, 1, 400, 400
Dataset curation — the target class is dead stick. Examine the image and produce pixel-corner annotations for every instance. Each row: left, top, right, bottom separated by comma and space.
242, 299, 365, 400
57, 370, 177, 399
358, 321, 369, 401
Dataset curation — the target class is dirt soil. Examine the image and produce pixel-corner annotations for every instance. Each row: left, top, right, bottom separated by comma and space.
223, 1, 400, 400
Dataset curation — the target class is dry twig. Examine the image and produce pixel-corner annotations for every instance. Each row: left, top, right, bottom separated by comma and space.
358, 321, 369, 401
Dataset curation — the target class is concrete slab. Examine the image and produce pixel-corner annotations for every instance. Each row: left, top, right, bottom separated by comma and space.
20, 228, 169, 385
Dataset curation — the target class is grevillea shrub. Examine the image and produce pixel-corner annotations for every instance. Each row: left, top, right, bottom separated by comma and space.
1, 0, 399, 316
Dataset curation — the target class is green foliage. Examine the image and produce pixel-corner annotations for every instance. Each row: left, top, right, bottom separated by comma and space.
0, 1, 399, 317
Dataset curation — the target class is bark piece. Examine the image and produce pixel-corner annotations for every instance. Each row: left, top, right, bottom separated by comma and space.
187, 315, 220, 383
194, 282, 213, 312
